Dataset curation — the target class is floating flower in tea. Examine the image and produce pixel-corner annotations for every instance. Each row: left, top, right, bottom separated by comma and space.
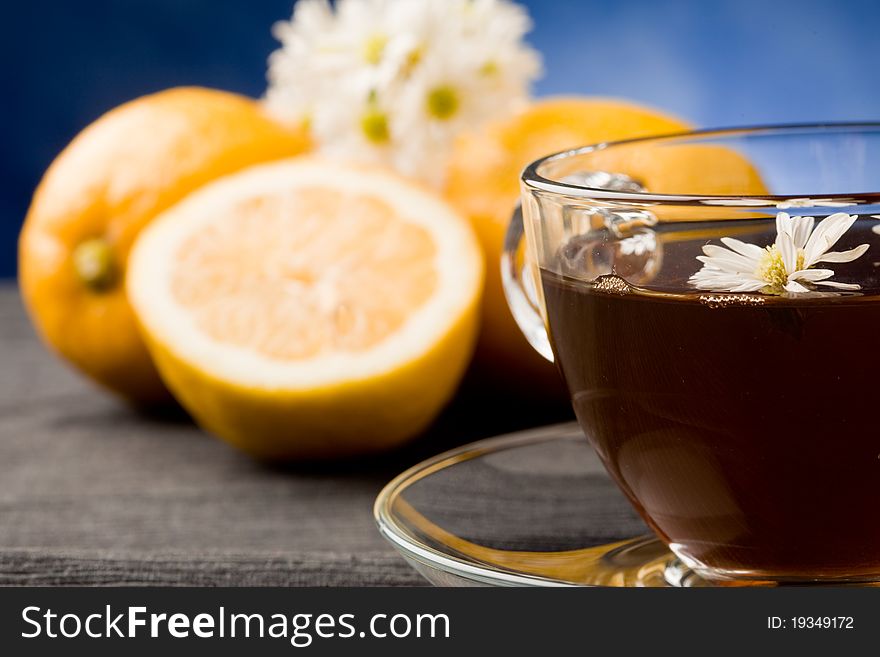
689, 212, 869, 294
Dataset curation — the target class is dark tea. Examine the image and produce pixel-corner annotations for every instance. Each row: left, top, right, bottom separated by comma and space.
541, 217, 880, 581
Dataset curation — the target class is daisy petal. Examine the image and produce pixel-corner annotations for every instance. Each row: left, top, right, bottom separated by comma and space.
700, 246, 760, 272
815, 280, 861, 290
689, 267, 763, 292
776, 212, 790, 237
815, 243, 870, 263
784, 280, 810, 293
729, 280, 767, 292
688, 275, 723, 291
789, 268, 834, 282
791, 215, 815, 249
720, 237, 765, 259
778, 231, 797, 274
694, 259, 747, 275
803, 213, 857, 267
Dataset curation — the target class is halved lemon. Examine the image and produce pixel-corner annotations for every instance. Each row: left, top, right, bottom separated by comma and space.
127, 159, 483, 459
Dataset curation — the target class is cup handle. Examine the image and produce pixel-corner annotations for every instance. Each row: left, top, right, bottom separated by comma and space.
501, 204, 554, 362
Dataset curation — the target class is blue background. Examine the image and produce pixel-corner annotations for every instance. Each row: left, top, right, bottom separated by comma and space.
2, 0, 877, 278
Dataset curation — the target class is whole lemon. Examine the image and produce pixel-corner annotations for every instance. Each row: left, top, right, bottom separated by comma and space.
445, 97, 692, 392
19, 87, 310, 403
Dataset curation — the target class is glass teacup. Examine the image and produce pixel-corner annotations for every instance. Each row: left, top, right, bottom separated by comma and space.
504, 124, 880, 583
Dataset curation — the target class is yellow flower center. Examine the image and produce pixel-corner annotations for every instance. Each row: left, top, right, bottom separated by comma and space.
360, 108, 390, 144
363, 34, 387, 65
479, 60, 499, 76
402, 47, 423, 76
758, 246, 805, 292
426, 85, 459, 120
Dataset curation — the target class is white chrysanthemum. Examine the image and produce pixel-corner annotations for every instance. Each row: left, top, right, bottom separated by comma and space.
689, 212, 869, 294
265, 0, 542, 186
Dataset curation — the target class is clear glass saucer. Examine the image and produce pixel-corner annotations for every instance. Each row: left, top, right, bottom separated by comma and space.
374, 422, 710, 587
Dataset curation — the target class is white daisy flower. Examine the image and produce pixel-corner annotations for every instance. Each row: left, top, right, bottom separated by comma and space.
264, 0, 541, 186
871, 215, 880, 235
689, 212, 869, 294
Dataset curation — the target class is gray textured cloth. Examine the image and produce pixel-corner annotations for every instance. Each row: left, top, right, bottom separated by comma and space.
1, 285, 583, 586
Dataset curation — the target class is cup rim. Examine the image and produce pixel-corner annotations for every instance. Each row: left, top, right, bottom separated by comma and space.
520, 122, 880, 205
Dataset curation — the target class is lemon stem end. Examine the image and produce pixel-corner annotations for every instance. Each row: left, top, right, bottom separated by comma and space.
73, 238, 117, 291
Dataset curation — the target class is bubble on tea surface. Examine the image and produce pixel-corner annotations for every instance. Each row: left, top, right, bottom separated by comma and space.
593, 274, 632, 295
699, 294, 765, 308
